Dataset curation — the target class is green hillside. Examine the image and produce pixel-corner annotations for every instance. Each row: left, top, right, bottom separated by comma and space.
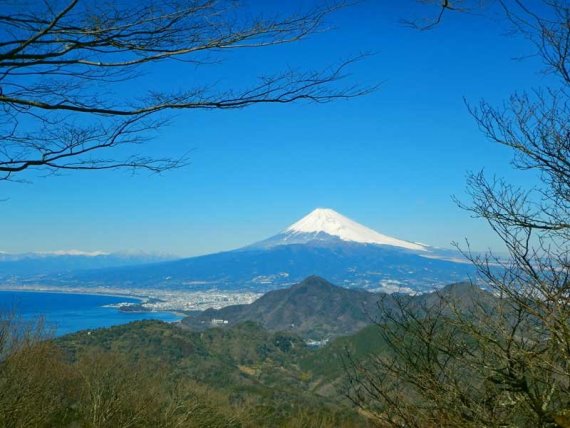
56, 319, 369, 427
1, 278, 506, 427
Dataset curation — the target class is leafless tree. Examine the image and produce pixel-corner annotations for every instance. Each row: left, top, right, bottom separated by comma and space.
0, 0, 367, 182
345, 2, 570, 427
404, 0, 489, 31
345, 288, 569, 426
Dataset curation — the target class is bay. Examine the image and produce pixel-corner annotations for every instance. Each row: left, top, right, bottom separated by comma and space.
0, 290, 181, 336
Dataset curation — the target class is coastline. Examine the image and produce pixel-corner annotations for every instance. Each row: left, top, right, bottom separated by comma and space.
0, 285, 148, 302
0, 284, 263, 313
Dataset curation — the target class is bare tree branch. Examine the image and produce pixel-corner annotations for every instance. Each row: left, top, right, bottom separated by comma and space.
0, 0, 369, 181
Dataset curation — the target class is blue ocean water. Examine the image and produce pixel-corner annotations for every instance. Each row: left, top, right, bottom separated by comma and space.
0, 290, 182, 336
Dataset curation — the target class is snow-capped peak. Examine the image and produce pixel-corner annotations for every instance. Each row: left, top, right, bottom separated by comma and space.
37, 249, 111, 257
285, 208, 428, 251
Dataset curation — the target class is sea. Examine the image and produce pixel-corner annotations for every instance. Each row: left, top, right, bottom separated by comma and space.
0, 290, 182, 336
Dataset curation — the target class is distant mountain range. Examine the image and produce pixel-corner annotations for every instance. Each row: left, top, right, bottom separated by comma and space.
0, 251, 176, 279
2, 208, 476, 293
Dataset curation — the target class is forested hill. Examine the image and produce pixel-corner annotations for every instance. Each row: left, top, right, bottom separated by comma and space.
182, 276, 493, 339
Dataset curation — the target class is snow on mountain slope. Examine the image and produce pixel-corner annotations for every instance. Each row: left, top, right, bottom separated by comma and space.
282, 208, 428, 251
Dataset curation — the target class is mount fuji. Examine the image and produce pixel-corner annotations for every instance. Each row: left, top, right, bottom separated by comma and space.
21, 208, 475, 293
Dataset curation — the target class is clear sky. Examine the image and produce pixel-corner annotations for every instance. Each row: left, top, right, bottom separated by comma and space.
0, 1, 552, 256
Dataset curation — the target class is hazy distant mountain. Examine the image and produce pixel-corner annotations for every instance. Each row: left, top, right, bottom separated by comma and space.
0, 251, 177, 280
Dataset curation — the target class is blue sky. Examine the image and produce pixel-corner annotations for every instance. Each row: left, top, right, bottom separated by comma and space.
0, 1, 552, 256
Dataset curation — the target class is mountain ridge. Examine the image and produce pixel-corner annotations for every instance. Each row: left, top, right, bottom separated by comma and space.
182, 275, 385, 338
0, 251, 177, 278
182, 276, 494, 339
